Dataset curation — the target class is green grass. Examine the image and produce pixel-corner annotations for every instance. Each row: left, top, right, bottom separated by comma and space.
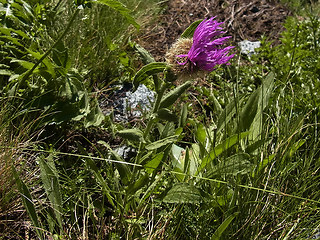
1, 0, 320, 239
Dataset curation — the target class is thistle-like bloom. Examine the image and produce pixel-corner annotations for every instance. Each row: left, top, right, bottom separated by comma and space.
177, 17, 234, 72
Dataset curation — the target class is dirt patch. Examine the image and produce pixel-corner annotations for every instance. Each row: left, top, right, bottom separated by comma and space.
136, 0, 292, 61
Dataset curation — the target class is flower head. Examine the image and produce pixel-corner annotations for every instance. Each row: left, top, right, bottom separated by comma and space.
167, 17, 234, 76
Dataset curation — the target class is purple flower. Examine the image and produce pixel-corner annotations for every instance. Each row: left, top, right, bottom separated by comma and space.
177, 17, 235, 71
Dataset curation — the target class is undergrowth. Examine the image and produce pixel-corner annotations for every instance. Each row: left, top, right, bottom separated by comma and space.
0, 0, 320, 239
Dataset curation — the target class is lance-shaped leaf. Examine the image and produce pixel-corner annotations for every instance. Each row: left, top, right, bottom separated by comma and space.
145, 135, 178, 151
117, 128, 145, 143
12, 166, 42, 238
157, 108, 178, 122
38, 155, 62, 230
134, 43, 155, 64
159, 81, 192, 109
211, 212, 239, 240
145, 152, 164, 174
196, 132, 250, 175
133, 62, 167, 89
180, 19, 203, 38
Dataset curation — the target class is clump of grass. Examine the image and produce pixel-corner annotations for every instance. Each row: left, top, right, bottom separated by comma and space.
0, 101, 38, 239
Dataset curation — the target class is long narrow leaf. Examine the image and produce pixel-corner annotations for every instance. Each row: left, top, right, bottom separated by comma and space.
196, 132, 250, 175
211, 212, 239, 240
38, 155, 63, 230
133, 62, 167, 89
12, 166, 42, 238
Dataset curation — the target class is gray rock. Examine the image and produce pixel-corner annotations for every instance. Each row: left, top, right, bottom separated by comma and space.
239, 40, 261, 56
99, 83, 155, 122
114, 145, 136, 160
124, 84, 155, 118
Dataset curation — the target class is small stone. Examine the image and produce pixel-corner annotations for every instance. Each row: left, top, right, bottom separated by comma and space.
114, 145, 136, 160
99, 83, 155, 122
238, 40, 261, 56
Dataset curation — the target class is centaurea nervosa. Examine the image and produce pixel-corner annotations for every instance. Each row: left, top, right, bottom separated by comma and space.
166, 17, 234, 78
177, 17, 235, 72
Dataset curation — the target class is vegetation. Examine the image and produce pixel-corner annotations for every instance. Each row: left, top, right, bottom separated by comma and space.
0, 0, 319, 239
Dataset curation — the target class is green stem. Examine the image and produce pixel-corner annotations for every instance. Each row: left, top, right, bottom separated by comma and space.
131, 82, 168, 179
144, 82, 168, 139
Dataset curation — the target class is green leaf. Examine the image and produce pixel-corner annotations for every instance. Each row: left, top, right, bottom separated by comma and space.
133, 62, 167, 89
206, 153, 252, 177
134, 43, 155, 64
163, 183, 202, 203
11, 59, 35, 70
248, 72, 275, 140
26, 49, 55, 78
12, 165, 42, 238
138, 171, 166, 208
94, 0, 139, 30
38, 155, 63, 230
196, 123, 206, 145
117, 128, 145, 142
157, 108, 178, 122
0, 35, 23, 47
85, 157, 115, 207
239, 72, 274, 138
159, 81, 192, 109
97, 140, 131, 185
0, 27, 29, 39
126, 173, 149, 195
145, 135, 178, 150
84, 100, 105, 127
179, 103, 188, 127
171, 144, 185, 171
196, 132, 250, 175
180, 19, 203, 38
211, 212, 239, 240
171, 144, 187, 181
289, 139, 306, 158
145, 152, 164, 174
0, 69, 13, 76
217, 99, 237, 133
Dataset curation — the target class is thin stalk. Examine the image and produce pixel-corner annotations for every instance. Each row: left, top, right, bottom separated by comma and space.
131, 81, 169, 179
285, 24, 300, 84
143, 82, 168, 139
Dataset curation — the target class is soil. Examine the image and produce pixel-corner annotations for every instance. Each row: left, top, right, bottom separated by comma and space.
136, 0, 292, 61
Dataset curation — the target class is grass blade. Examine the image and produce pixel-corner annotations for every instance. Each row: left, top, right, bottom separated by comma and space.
211, 212, 238, 240
12, 165, 43, 238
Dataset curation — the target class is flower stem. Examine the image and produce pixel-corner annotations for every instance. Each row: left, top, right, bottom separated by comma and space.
131, 81, 168, 178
